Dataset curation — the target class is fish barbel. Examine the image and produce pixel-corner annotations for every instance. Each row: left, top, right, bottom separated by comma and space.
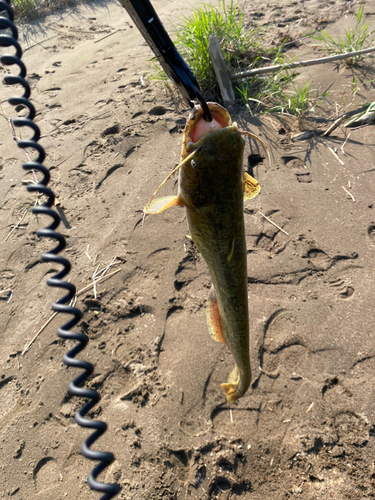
144, 102, 264, 403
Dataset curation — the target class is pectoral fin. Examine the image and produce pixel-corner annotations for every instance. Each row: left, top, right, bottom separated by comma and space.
206, 286, 227, 346
243, 172, 260, 201
144, 195, 182, 214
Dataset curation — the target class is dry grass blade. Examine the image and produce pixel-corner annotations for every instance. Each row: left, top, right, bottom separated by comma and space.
342, 186, 355, 201
259, 212, 289, 236
22, 267, 121, 355
5, 209, 28, 241
322, 141, 344, 165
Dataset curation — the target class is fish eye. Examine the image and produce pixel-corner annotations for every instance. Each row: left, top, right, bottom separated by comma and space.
191, 159, 198, 168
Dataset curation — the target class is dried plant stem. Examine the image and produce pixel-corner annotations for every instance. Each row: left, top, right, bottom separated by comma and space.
342, 186, 355, 201
5, 209, 28, 241
231, 46, 375, 80
22, 267, 121, 355
259, 212, 289, 236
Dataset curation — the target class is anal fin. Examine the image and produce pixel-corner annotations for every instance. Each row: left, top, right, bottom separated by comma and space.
206, 286, 227, 345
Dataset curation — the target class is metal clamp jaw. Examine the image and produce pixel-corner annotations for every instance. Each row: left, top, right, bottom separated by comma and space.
119, 0, 212, 121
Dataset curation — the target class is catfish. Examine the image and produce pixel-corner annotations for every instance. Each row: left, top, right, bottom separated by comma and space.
144, 102, 265, 403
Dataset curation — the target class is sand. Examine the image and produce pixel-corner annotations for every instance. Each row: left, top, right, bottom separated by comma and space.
1, 0, 375, 498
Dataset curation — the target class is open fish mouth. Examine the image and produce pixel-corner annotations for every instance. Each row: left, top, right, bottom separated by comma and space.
182, 102, 237, 156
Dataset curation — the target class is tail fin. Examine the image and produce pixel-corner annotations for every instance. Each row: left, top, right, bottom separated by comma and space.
220, 366, 241, 403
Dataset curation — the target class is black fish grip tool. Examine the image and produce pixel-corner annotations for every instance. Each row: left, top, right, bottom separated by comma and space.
119, 0, 212, 121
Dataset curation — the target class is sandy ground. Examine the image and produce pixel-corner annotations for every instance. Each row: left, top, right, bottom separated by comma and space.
1, 0, 375, 498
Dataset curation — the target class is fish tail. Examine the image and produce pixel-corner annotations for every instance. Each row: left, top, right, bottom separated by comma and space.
220, 365, 251, 403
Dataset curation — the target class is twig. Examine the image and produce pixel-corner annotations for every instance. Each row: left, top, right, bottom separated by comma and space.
94, 29, 119, 43
92, 264, 100, 299
75, 268, 121, 298
342, 186, 355, 201
85, 244, 92, 261
306, 402, 314, 413
323, 105, 370, 136
208, 35, 236, 112
22, 312, 59, 355
341, 133, 350, 155
259, 212, 289, 236
231, 46, 375, 80
5, 209, 28, 241
322, 142, 344, 165
100, 257, 119, 275
23, 35, 58, 52
230, 410, 233, 424
22, 268, 121, 355
322, 114, 348, 136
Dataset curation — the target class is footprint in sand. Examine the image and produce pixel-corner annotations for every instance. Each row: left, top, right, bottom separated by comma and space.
33, 457, 60, 492
367, 224, 375, 241
282, 156, 312, 183
0, 376, 17, 420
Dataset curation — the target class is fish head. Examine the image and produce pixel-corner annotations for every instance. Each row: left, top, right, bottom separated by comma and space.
179, 103, 245, 210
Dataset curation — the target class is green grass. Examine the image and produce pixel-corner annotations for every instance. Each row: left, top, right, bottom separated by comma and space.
12, 0, 37, 17
174, 0, 258, 90
310, 4, 375, 65
173, 0, 305, 113
268, 80, 332, 116
11, 0, 80, 19
235, 55, 298, 114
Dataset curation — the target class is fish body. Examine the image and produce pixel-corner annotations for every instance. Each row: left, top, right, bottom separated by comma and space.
145, 103, 260, 403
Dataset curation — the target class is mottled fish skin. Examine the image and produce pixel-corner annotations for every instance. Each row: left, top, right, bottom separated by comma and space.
145, 102, 257, 403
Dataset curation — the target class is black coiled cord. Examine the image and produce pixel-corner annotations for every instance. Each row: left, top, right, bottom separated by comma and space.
0, 2, 121, 498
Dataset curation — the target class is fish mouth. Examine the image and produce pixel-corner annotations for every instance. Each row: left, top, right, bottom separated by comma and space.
182, 102, 237, 158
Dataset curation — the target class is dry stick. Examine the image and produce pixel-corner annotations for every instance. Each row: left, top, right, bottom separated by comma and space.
259, 212, 289, 236
85, 244, 92, 261
94, 29, 120, 43
323, 105, 370, 136
341, 133, 350, 155
5, 209, 28, 241
92, 263, 100, 299
22, 268, 121, 355
208, 35, 236, 112
22, 312, 59, 355
322, 141, 344, 165
342, 186, 355, 201
240, 47, 375, 80
231, 46, 375, 80
306, 402, 314, 413
322, 114, 349, 137
76, 268, 120, 298
23, 35, 58, 52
